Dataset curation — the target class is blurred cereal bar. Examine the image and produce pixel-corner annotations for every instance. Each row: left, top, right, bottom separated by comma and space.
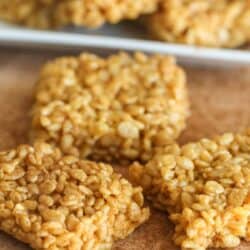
31, 52, 189, 163
129, 130, 250, 250
0, 142, 149, 250
0, 0, 159, 29
0, 0, 55, 29
53, 0, 159, 28
145, 0, 250, 48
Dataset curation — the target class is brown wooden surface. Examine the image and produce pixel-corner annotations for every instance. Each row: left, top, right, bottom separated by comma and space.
0, 49, 250, 250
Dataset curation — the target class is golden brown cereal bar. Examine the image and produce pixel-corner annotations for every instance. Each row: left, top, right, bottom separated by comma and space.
0, 0, 159, 29
31, 52, 189, 164
0, 0, 55, 29
53, 0, 160, 29
145, 0, 250, 48
0, 142, 149, 250
129, 130, 250, 250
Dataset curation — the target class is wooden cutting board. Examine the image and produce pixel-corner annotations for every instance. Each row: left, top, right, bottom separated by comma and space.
0, 49, 250, 250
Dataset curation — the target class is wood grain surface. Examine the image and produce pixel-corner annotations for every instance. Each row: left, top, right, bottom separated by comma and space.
0, 49, 250, 250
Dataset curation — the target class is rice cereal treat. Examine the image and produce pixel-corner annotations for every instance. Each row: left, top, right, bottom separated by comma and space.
31, 52, 189, 163
129, 130, 250, 250
0, 0, 159, 29
53, 0, 160, 29
0, 0, 55, 29
145, 0, 250, 48
0, 142, 149, 250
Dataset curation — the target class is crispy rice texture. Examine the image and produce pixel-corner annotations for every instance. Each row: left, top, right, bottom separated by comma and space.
30, 52, 189, 164
145, 0, 250, 48
0, 0, 159, 29
0, 142, 149, 250
129, 130, 250, 250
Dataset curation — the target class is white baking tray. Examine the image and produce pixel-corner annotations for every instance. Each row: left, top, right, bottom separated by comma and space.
0, 21, 249, 67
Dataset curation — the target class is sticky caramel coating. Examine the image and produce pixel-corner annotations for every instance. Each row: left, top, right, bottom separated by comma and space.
0, 142, 149, 250
145, 0, 250, 48
31, 52, 189, 164
130, 130, 250, 250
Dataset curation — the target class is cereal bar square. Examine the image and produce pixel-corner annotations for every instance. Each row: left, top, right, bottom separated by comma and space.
130, 130, 250, 250
31, 52, 189, 163
0, 142, 149, 250
145, 0, 250, 48
0, 0, 159, 29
